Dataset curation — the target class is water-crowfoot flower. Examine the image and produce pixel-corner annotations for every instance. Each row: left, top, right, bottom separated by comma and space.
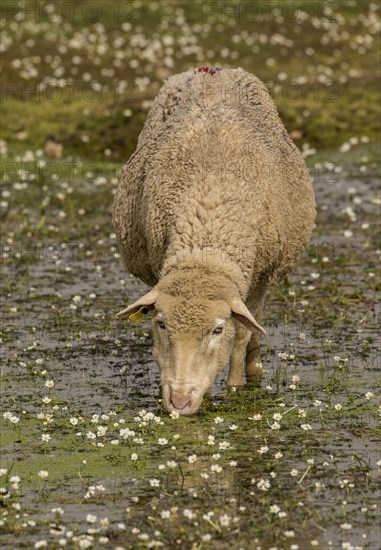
130, 453, 138, 461
301, 423, 313, 430
158, 438, 168, 445
207, 435, 215, 445
69, 417, 78, 425
149, 479, 160, 487
38, 470, 49, 479
170, 411, 179, 419
257, 479, 271, 491
271, 422, 281, 430
273, 412, 283, 421
365, 392, 374, 399
183, 509, 195, 519
219, 514, 231, 526
41, 433, 51, 442
45, 380, 54, 388
270, 505, 280, 514
214, 416, 224, 424
290, 469, 298, 477
211, 464, 222, 473
188, 454, 197, 463
167, 461, 177, 469
120, 428, 135, 439
219, 441, 230, 450
334, 403, 343, 411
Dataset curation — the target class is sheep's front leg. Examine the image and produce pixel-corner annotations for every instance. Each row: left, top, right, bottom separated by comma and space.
227, 322, 251, 386
245, 291, 266, 380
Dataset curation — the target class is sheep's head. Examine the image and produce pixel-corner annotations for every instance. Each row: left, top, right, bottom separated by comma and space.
116, 275, 264, 415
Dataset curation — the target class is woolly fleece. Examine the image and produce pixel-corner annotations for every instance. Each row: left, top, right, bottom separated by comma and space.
113, 67, 316, 308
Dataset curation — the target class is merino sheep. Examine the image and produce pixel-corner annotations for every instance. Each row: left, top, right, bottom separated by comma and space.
113, 67, 315, 415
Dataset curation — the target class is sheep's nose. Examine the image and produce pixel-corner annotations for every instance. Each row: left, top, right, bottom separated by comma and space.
170, 391, 192, 411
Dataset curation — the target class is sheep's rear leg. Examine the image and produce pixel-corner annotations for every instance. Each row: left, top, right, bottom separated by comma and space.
227, 322, 251, 386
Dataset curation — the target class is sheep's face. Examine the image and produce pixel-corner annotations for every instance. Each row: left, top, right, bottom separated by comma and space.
116, 282, 265, 415
152, 295, 236, 415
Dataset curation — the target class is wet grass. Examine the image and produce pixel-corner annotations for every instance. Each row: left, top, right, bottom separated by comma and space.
1, 1, 381, 549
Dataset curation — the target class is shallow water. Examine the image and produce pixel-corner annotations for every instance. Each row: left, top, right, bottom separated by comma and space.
1, 164, 380, 549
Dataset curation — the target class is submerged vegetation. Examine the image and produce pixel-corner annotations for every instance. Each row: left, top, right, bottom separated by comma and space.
1, 1, 380, 549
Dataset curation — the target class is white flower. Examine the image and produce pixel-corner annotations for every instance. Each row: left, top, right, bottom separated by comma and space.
290, 469, 298, 477
38, 470, 49, 479
257, 479, 271, 491
183, 509, 195, 519
130, 453, 138, 461
301, 424, 312, 430
149, 479, 160, 487
120, 428, 135, 439
334, 404, 342, 411
188, 455, 197, 463
365, 392, 373, 400
273, 413, 282, 421
160, 510, 171, 519
211, 464, 222, 473
214, 416, 224, 424
271, 422, 281, 430
41, 433, 51, 442
158, 438, 168, 445
219, 514, 231, 526
292, 375, 300, 382
274, 451, 283, 459
34, 542, 48, 548
69, 417, 78, 425
45, 380, 54, 388
270, 504, 280, 514
167, 461, 177, 469
219, 441, 230, 450
86, 514, 97, 523
258, 446, 269, 454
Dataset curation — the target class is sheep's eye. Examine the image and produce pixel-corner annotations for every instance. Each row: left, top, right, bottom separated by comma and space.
157, 319, 166, 329
212, 325, 224, 335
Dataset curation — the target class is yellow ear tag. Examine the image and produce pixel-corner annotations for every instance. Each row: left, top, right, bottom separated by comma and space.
128, 306, 148, 324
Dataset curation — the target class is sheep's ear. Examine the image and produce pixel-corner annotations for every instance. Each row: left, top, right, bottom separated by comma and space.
116, 287, 159, 318
230, 298, 266, 335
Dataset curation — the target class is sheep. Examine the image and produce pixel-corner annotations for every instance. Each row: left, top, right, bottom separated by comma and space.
112, 67, 316, 415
